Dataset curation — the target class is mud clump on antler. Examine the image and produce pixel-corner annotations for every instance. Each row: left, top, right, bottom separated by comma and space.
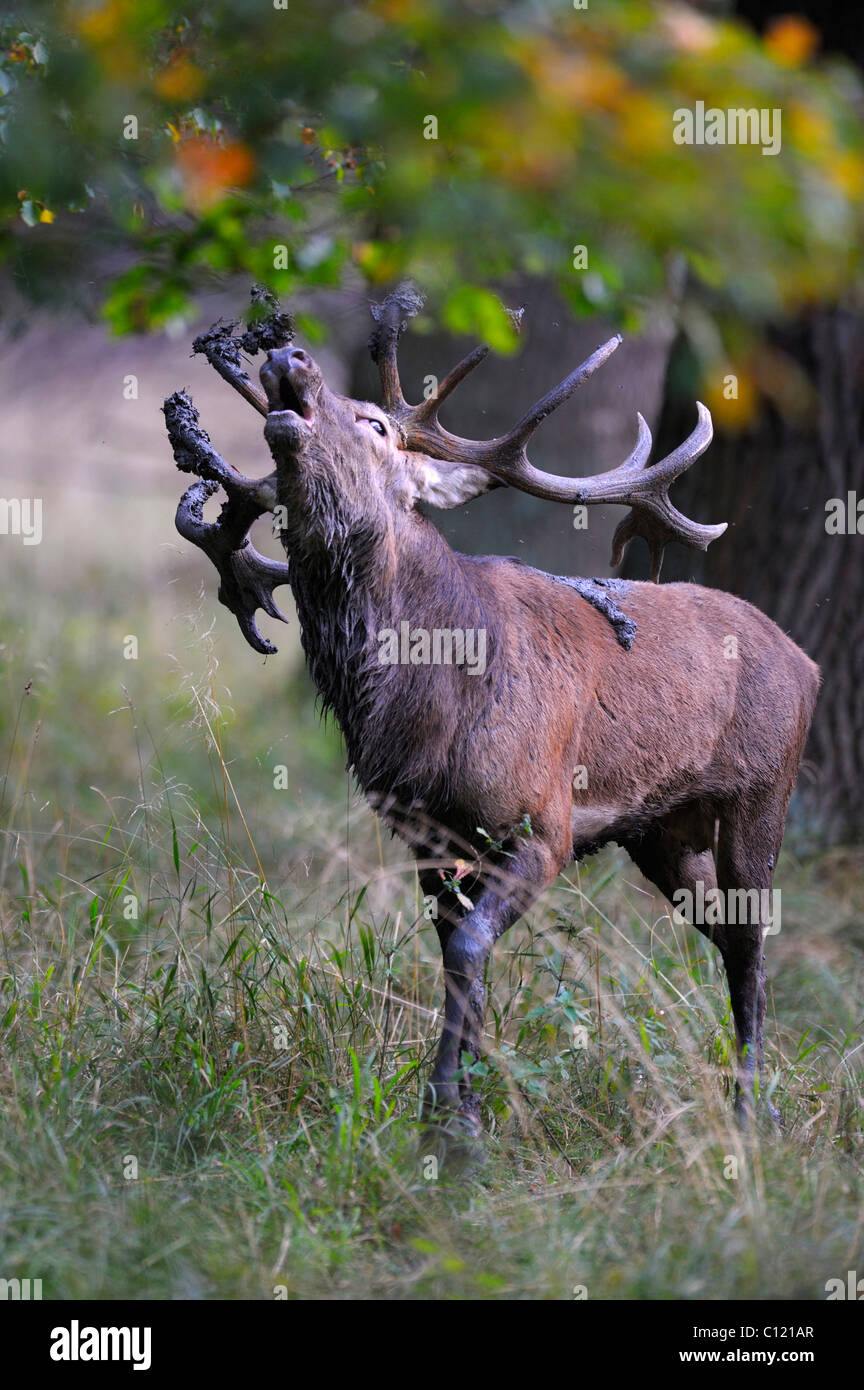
163, 390, 222, 477
190, 285, 296, 418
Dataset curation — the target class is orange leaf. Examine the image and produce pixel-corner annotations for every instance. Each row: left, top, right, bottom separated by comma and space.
765, 15, 819, 67
176, 136, 255, 209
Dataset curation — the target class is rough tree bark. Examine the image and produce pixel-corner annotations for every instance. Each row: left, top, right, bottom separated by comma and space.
644, 314, 864, 845
650, 0, 864, 846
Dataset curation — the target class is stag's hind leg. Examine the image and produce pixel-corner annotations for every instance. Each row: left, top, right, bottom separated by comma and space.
624, 797, 783, 1123
716, 791, 787, 1124
622, 801, 726, 953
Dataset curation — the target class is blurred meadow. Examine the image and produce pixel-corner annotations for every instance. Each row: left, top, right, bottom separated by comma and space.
1, 0, 864, 1301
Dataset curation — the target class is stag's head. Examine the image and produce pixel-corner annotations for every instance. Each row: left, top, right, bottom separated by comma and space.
258, 345, 453, 515
165, 284, 726, 654
258, 342, 499, 535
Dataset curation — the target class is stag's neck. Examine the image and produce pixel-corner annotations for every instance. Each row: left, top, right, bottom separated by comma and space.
282, 507, 487, 786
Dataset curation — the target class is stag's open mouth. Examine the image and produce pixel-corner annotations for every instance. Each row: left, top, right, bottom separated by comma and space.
259, 352, 318, 426
271, 374, 313, 420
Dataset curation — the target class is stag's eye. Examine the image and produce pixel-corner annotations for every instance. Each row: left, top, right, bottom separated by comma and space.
359, 416, 387, 437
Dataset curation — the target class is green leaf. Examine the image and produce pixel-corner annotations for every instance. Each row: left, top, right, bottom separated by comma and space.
442, 286, 520, 354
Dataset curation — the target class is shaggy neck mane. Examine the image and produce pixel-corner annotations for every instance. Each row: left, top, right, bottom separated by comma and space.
282, 495, 488, 801
282, 483, 381, 755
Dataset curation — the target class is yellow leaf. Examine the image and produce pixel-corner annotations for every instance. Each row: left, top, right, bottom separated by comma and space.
155, 58, 205, 103
788, 103, 833, 155
826, 151, 864, 199
702, 370, 758, 433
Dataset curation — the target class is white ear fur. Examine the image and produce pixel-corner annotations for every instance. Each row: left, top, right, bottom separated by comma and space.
407, 453, 499, 510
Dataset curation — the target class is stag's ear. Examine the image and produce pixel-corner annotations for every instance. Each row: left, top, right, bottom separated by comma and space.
405, 453, 501, 510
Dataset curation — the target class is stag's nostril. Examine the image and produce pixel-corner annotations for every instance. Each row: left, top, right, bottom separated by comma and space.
264, 347, 309, 370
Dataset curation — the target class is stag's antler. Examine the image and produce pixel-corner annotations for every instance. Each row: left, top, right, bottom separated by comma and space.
369, 284, 725, 580
165, 288, 294, 654
165, 392, 290, 654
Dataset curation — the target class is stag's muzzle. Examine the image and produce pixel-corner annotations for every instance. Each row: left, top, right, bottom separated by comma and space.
260, 347, 320, 447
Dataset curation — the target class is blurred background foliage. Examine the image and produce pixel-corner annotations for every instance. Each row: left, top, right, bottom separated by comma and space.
1, 0, 862, 363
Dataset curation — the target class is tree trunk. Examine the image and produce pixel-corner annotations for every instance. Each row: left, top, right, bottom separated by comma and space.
644, 313, 864, 844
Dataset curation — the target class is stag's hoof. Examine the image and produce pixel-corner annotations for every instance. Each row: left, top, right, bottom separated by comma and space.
457, 1094, 483, 1135
423, 1078, 461, 1117
733, 1086, 783, 1133
733, 1083, 754, 1130
422, 1083, 486, 1173
422, 1098, 481, 1137
420, 1113, 486, 1179
423, 1109, 482, 1140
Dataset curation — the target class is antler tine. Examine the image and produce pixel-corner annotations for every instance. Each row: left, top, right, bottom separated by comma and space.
164, 390, 291, 655
504, 334, 622, 445
416, 344, 491, 417
569, 401, 715, 503
368, 282, 427, 415
367, 288, 624, 471
369, 284, 494, 431
609, 404, 726, 581
193, 324, 270, 417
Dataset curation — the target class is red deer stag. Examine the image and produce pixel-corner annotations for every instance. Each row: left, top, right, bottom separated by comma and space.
164, 286, 819, 1132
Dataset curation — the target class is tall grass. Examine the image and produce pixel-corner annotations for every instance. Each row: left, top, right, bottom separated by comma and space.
1, 513, 862, 1299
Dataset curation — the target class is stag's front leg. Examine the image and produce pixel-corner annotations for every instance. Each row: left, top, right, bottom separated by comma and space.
422, 841, 560, 1131
425, 892, 493, 1127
